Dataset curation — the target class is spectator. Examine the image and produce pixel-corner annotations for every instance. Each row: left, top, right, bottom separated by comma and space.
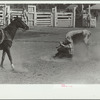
22, 8, 28, 24
87, 13, 91, 28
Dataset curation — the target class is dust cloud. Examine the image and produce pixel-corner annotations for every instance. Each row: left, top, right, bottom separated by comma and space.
72, 36, 100, 62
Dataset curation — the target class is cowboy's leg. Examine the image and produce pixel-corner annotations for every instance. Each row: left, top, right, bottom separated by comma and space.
5, 47, 14, 70
69, 48, 74, 54
65, 47, 73, 58
57, 46, 67, 58
68, 47, 74, 56
0, 50, 6, 68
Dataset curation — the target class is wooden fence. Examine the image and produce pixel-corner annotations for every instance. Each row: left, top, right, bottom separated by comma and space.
0, 5, 74, 27
56, 12, 73, 27
0, 4, 96, 28
28, 5, 53, 26
28, 5, 36, 26
52, 6, 74, 27
0, 10, 4, 25
36, 12, 53, 26
28, 5, 74, 27
0, 5, 6, 26
10, 9, 23, 18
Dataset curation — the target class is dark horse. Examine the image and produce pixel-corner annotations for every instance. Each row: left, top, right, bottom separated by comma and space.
0, 17, 29, 70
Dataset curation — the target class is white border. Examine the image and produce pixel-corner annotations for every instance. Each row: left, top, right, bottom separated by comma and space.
0, 84, 100, 99
0, 1, 99, 4
0, 1, 100, 99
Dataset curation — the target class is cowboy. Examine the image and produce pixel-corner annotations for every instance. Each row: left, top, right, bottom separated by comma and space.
54, 37, 73, 58
22, 8, 28, 24
87, 13, 91, 28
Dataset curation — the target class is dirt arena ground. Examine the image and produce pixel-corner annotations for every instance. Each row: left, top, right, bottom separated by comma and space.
0, 26, 100, 84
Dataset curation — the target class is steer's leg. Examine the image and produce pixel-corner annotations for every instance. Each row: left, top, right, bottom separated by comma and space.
84, 36, 90, 45
5, 47, 15, 70
0, 50, 6, 68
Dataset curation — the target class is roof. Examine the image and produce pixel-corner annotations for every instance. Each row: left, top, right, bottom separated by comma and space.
66, 4, 78, 10
91, 4, 100, 9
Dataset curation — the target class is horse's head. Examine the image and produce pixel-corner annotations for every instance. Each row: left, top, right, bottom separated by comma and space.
13, 17, 29, 30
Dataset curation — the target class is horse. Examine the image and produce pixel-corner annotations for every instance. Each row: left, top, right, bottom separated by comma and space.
0, 17, 29, 70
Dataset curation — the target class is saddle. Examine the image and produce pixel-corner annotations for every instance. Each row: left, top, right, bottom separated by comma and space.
0, 29, 5, 44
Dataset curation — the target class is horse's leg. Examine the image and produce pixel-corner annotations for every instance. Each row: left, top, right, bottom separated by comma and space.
0, 50, 6, 68
5, 47, 15, 70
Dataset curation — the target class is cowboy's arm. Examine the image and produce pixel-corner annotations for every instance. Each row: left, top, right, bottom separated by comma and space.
56, 41, 62, 48
60, 42, 72, 48
68, 43, 73, 48
60, 42, 65, 47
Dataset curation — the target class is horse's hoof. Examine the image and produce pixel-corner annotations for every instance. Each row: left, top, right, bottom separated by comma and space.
11, 68, 16, 73
11, 64, 15, 69
10, 64, 15, 71
11, 67, 15, 72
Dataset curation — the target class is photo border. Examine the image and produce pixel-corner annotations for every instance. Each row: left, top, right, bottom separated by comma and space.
0, 0, 100, 99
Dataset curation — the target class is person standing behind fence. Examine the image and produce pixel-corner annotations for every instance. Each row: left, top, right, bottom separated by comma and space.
87, 13, 91, 28
5, 9, 9, 26
22, 8, 28, 25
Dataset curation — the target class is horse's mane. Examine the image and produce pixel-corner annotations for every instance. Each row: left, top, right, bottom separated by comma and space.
5, 19, 16, 30
4, 17, 28, 40
4, 19, 18, 40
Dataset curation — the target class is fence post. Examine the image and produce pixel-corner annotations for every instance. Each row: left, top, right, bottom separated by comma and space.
3, 4, 6, 26
28, 5, 36, 27
52, 8, 55, 27
7, 5, 11, 25
34, 5, 37, 26
88, 4, 91, 15
73, 7, 76, 28
82, 4, 84, 11
54, 6, 57, 27
52, 6, 57, 27
51, 13, 53, 26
